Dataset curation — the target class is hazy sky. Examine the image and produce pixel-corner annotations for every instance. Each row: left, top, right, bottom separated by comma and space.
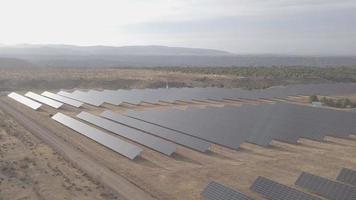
1, 0, 356, 55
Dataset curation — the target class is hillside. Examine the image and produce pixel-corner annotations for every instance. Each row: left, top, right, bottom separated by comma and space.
0, 45, 356, 67
0, 44, 232, 56
0, 57, 35, 68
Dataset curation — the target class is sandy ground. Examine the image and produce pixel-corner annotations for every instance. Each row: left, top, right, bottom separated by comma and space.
0, 108, 119, 200
1, 94, 356, 200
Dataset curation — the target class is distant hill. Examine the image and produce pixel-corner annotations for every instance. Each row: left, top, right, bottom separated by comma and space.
0, 44, 356, 67
0, 57, 35, 68
0, 44, 232, 56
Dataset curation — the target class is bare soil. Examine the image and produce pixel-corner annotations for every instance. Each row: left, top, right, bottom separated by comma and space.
0, 108, 119, 200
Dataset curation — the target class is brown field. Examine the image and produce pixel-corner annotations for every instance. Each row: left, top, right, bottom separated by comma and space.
1, 90, 356, 199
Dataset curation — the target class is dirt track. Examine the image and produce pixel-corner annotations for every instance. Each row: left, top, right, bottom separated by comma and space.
0, 99, 156, 200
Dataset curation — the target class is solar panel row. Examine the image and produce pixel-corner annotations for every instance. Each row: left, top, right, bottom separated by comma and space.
25, 91, 63, 109
7, 92, 42, 110
77, 112, 176, 156
250, 176, 322, 200
124, 103, 356, 148
100, 110, 212, 152
201, 181, 254, 200
52, 113, 142, 159
64, 83, 356, 106
337, 168, 356, 187
42, 91, 83, 107
57, 91, 103, 106
295, 172, 356, 200
125, 106, 250, 149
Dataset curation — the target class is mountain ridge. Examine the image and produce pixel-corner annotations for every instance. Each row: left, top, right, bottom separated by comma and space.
1, 44, 356, 67
0, 44, 233, 56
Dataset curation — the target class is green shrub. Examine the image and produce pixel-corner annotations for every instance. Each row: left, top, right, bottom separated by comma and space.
309, 95, 319, 103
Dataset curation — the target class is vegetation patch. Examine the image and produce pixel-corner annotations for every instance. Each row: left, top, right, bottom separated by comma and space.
309, 95, 356, 108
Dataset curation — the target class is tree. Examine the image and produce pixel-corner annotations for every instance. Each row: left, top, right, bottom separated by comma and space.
309, 95, 319, 103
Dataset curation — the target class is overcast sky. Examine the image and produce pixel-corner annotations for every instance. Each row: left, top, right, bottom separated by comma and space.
0, 0, 355, 55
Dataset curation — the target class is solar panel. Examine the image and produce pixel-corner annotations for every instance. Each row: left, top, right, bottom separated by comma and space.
51, 113, 142, 159
87, 90, 121, 105
295, 172, 356, 200
84, 89, 143, 105
337, 168, 356, 186
41, 91, 83, 108
7, 92, 42, 110
250, 176, 322, 200
125, 106, 251, 149
100, 110, 212, 152
58, 83, 356, 108
245, 103, 350, 144
126, 102, 356, 148
25, 91, 63, 109
125, 104, 300, 148
57, 91, 103, 106
201, 181, 254, 200
76, 112, 176, 156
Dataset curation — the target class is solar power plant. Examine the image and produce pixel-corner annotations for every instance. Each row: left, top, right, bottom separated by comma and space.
295, 172, 356, 200
201, 181, 254, 200
51, 112, 142, 159
41, 91, 83, 108
100, 110, 212, 152
25, 91, 63, 109
337, 168, 356, 186
76, 111, 176, 156
57, 90, 103, 106
7, 92, 42, 110
250, 176, 322, 200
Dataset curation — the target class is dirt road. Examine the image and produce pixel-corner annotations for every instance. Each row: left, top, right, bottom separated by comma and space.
0, 99, 156, 200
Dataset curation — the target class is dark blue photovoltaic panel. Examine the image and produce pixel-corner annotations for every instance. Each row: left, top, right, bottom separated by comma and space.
251, 176, 322, 200
125, 106, 252, 149
201, 181, 254, 200
42, 91, 83, 107
295, 172, 356, 200
337, 168, 356, 186
57, 90, 103, 106
52, 112, 142, 159
100, 110, 211, 152
125, 103, 356, 148
77, 112, 176, 156
70, 83, 356, 105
